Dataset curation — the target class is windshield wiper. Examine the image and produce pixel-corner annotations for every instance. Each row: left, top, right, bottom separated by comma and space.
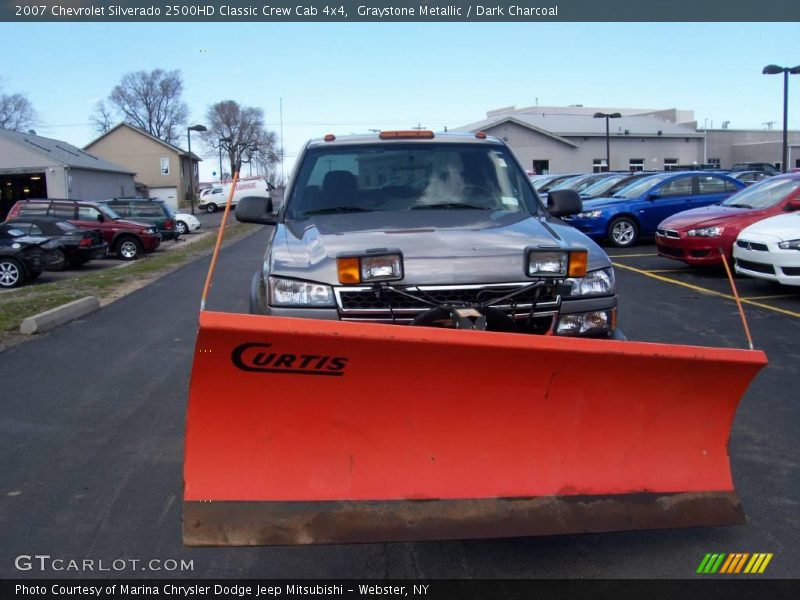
725, 203, 753, 209
302, 206, 374, 215
411, 202, 491, 210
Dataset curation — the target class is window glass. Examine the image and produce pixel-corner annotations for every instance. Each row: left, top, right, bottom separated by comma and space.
55, 221, 78, 232
50, 203, 75, 218
629, 159, 645, 172
287, 143, 538, 218
29, 224, 43, 235
17, 203, 48, 216
659, 177, 693, 196
77, 206, 102, 221
721, 177, 800, 209
160, 157, 170, 175
697, 176, 727, 194
0, 225, 26, 237
130, 204, 165, 217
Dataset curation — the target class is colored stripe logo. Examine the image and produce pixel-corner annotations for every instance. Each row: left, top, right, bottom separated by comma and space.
697, 553, 773, 574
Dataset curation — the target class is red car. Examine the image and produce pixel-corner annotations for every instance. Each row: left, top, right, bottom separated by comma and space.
6, 198, 161, 260
655, 174, 800, 266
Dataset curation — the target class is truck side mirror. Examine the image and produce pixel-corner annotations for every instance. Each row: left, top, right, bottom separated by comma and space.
547, 190, 582, 217
236, 196, 276, 225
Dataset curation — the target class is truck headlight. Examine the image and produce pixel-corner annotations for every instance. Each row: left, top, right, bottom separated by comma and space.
337, 252, 404, 283
687, 226, 724, 237
269, 277, 335, 307
556, 310, 614, 336
778, 239, 800, 250
564, 267, 616, 296
526, 249, 588, 278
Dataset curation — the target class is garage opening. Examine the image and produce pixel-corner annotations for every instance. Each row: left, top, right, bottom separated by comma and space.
0, 172, 47, 220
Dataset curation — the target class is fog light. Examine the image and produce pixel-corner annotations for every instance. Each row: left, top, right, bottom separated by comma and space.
556, 311, 611, 335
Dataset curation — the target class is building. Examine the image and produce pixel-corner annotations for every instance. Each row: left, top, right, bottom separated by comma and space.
457, 106, 704, 174
459, 105, 800, 174
84, 122, 202, 210
0, 128, 136, 220
703, 129, 800, 171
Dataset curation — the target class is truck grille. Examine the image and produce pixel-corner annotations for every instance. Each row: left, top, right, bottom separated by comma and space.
335, 282, 560, 329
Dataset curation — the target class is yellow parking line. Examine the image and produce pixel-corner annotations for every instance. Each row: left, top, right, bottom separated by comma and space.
613, 261, 800, 319
608, 253, 658, 258
742, 293, 800, 301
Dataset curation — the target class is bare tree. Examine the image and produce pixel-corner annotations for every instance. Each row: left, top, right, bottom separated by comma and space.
106, 69, 188, 144
0, 82, 37, 132
203, 100, 280, 178
89, 100, 114, 134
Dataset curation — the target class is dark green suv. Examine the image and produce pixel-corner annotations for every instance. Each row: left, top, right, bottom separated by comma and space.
101, 198, 179, 241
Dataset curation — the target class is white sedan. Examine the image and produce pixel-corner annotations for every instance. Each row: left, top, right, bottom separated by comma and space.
733, 212, 800, 286
173, 212, 202, 236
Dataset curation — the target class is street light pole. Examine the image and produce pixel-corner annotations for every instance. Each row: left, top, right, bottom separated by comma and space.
593, 112, 622, 172
763, 64, 800, 173
187, 124, 207, 215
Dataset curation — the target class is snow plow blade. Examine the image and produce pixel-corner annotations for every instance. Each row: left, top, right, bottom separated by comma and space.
183, 311, 766, 546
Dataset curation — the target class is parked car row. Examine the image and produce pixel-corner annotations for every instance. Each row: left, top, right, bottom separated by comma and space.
540, 168, 799, 286
0, 196, 203, 288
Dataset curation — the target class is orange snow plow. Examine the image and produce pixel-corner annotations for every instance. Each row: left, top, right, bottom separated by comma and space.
183, 170, 766, 546
184, 311, 766, 546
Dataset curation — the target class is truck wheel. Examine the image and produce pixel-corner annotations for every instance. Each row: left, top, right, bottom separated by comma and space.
206, 203, 217, 213
116, 237, 143, 260
0, 258, 24, 288
608, 217, 639, 247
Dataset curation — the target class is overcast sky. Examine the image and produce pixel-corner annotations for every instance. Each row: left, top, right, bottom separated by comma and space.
2, 22, 799, 180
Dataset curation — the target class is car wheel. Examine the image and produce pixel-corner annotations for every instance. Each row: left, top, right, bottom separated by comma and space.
206, 203, 217, 213
116, 237, 143, 260
608, 217, 639, 247
176, 221, 189, 235
0, 258, 24, 288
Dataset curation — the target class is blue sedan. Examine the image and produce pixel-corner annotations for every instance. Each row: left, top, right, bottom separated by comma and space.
561, 172, 747, 247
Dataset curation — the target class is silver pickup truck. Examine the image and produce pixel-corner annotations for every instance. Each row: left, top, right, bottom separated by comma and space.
236, 131, 619, 338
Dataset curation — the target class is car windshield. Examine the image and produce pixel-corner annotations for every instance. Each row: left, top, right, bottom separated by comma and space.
580, 174, 631, 197
286, 143, 538, 219
98, 204, 121, 220
612, 174, 669, 198
537, 175, 578, 193
721, 177, 800, 209
550, 174, 606, 194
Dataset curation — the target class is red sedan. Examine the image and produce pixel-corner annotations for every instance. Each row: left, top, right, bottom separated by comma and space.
656, 174, 800, 266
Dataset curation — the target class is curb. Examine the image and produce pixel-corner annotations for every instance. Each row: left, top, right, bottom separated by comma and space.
20, 296, 101, 335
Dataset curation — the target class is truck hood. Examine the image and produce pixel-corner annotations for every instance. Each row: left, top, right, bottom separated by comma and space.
271, 210, 610, 286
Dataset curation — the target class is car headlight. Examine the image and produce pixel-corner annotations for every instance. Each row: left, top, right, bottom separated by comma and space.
778, 239, 800, 250
269, 277, 335, 307
337, 252, 404, 284
526, 248, 588, 278
687, 226, 724, 237
573, 210, 603, 219
564, 267, 616, 297
143, 227, 157, 235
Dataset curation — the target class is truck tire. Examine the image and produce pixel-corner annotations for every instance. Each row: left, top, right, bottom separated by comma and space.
206, 203, 217, 213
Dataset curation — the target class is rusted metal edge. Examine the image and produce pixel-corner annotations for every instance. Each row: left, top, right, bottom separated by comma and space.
183, 491, 744, 546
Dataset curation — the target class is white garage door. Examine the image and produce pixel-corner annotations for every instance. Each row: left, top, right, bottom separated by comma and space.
149, 187, 178, 210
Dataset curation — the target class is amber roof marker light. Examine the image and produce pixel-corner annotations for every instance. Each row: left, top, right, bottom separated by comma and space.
379, 130, 435, 139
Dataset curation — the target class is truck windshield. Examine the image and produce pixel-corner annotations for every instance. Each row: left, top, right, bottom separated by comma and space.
286, 143, 539, 219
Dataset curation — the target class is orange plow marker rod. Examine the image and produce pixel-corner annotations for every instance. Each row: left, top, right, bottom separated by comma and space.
184, 313, 766, 545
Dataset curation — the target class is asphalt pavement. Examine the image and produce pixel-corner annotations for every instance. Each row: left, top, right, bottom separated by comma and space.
0, 234, 797, 578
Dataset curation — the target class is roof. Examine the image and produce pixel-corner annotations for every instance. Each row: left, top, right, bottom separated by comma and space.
0, 128, 136, 174
456, 111, 703, 139
84, 122, 202, 161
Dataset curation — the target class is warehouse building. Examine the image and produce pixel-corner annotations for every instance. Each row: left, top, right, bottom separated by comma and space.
457, 106, 704, 174
0, 128, 136, 220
